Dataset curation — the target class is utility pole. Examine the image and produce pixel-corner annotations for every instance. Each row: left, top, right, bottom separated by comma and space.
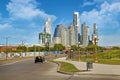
21, 40, 25, 57
4, 37, 10, 61
78, 42, 80, 61
93, 36, 98, 63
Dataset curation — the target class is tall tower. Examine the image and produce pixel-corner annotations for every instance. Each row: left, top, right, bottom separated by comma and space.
68, 24, 76, 46
44, 18, 51, 34
53, 24, 67, 46
39, 32, 51, 45
81, 22, 89, 47
92, 23, 98, 44
73, 11, 80, 43
44, 17, 52, 43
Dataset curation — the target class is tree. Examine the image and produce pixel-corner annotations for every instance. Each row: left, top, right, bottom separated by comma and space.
86, 45, 95, 51
54, 44, 65, 51
17, 45, 27, 52
45, 42, 50, 51
86, 45, 103, 53
71, 45, 77, 50
112, 46, 120, 50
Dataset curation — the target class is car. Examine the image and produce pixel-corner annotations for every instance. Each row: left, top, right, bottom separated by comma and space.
34, 56, 45, 63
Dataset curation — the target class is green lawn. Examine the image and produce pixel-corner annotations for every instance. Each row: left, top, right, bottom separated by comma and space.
98, 59, 120, 65
58, 61, 80, 72
71, 50, 120, 65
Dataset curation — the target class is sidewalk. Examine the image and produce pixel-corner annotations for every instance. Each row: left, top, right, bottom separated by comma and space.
55, 57, 120, 76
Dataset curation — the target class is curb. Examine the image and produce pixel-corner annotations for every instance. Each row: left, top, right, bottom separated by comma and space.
0, 61, 19, 66
52, 61, 74, 75
53, 58, 120, 76
75, 72, 120, 76
0, 58, 33, 66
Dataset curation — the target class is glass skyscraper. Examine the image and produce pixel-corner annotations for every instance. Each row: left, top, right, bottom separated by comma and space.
92, 23, 98, 45
44, 18, 51, 34
73, 12, 80, 43
39, 32, 51, 45
81, 22, 89, 47
39, 18, 52, 45
53, 24, 68, 46
68, 24, 76, 46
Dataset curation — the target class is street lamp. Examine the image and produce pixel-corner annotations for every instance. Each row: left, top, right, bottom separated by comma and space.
45, 42, 49, 55
93, 36, 98, 63
66, 45, 70, 60
47, 42, 50, 55
78, 42, 80, 61
5, 37, 8, 61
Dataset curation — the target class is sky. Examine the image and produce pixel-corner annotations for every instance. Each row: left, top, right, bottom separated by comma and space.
0, 0, 120, 46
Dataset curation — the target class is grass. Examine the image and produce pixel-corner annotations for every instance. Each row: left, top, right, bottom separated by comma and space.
98, 59, 120, 65
71, 50, 120, 65
58, 61, 80, 72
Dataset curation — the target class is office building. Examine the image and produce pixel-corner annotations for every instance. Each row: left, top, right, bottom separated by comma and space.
73, 11, 80, 43
92, 23, 98, 44
81, 22, 89, 47
39, 32, 51, 46
44, 18, 51, 34
52, 37, 61, 44
68, 24, 76, 46
53, 24, 67, 46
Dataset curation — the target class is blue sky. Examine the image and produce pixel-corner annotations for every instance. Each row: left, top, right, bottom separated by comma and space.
0, 0, 120, 46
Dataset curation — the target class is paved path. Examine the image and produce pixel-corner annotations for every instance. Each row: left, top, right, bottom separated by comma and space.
0, 58, 120, 80
0, 58, 71, 80
55, 57, 120, 76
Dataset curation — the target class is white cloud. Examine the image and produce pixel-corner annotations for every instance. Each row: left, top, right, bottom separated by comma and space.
82, 0, 120, 7
82, 0, 103, 7
80, 1, 120, 28
99, 35, 120, 46
0, 23, 12, 30
80, 1, 120, 46
6, 0, 56, 20
82, 1, 95, 7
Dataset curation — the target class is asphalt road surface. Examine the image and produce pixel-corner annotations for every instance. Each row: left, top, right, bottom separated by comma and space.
0, 58, 120, 80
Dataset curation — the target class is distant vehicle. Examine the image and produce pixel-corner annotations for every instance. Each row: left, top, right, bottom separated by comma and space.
34, 56, 45, 63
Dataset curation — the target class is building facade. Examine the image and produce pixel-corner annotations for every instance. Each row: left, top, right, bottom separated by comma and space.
92, 23, 98, 45
68, 24, 76, 46
39, 32, 51, 46
81, 22, 89, 47
52, 37, 61, 44
53, 24, 67, 46
44, 18, 51, 34
73, 11, 80, 43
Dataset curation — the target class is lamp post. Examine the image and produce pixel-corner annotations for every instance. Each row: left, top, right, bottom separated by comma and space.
5, 37, 8, 61
21, 40, 25, 58
47, 42, 49, 55
67, 45, 70, 60
78, 42, 80, 61
93, 36, 98, 63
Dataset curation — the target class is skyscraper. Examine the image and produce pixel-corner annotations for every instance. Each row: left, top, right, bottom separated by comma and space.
54, 24, 62, 37
44, 18, 51, 34
39, 32, 51, 45
43, 17, 52, 44
92, 23, 98, 44
68, 24, 76, 46
53, 24, 67, 46
81, 22, 89, 47
39, 18, 52, 45
73, 11, 80, 43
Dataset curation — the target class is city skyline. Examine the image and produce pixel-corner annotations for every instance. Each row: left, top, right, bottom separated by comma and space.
0, 0, 120, 46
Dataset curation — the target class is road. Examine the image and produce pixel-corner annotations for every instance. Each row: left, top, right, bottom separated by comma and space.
0, 58, 120, 80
